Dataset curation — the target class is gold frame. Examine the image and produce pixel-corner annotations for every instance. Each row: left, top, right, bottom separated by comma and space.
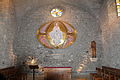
36, 21, 77, 49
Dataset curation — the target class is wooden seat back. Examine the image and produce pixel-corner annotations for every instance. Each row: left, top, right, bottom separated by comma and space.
0, 66, 27, 80
90, 66, 120, 80
102, 66, 120, 80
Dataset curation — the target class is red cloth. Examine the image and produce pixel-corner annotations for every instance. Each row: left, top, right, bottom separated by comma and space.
44, 67, 72, 68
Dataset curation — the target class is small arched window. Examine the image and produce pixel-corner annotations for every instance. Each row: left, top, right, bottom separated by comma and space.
91, 41, 96, 58
116, 0, 120, 16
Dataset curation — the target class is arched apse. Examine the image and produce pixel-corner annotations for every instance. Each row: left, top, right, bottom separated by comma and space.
13, 2, 102, 71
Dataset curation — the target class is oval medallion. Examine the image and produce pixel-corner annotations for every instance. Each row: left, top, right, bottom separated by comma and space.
36, 21, 77, 49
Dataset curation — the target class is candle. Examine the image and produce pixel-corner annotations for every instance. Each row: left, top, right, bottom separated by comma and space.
31, 59, 36, 65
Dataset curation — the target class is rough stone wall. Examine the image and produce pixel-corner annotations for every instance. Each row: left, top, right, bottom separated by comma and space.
0, 0, 104, 72
13, 2, 102, 72
0, 0, 16, 68
13, 0, 103, 20
100, 0, 120, 68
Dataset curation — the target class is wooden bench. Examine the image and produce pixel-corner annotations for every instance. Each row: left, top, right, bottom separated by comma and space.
102, 66, 114, 80
0, 66, 27, 80
102, 66, 120, 80
90, 66, 120, 80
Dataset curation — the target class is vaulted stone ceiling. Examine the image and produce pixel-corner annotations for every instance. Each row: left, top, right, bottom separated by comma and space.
13, 0, 105, 18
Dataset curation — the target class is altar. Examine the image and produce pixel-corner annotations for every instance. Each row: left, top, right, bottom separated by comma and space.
43, 67, 72, 80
